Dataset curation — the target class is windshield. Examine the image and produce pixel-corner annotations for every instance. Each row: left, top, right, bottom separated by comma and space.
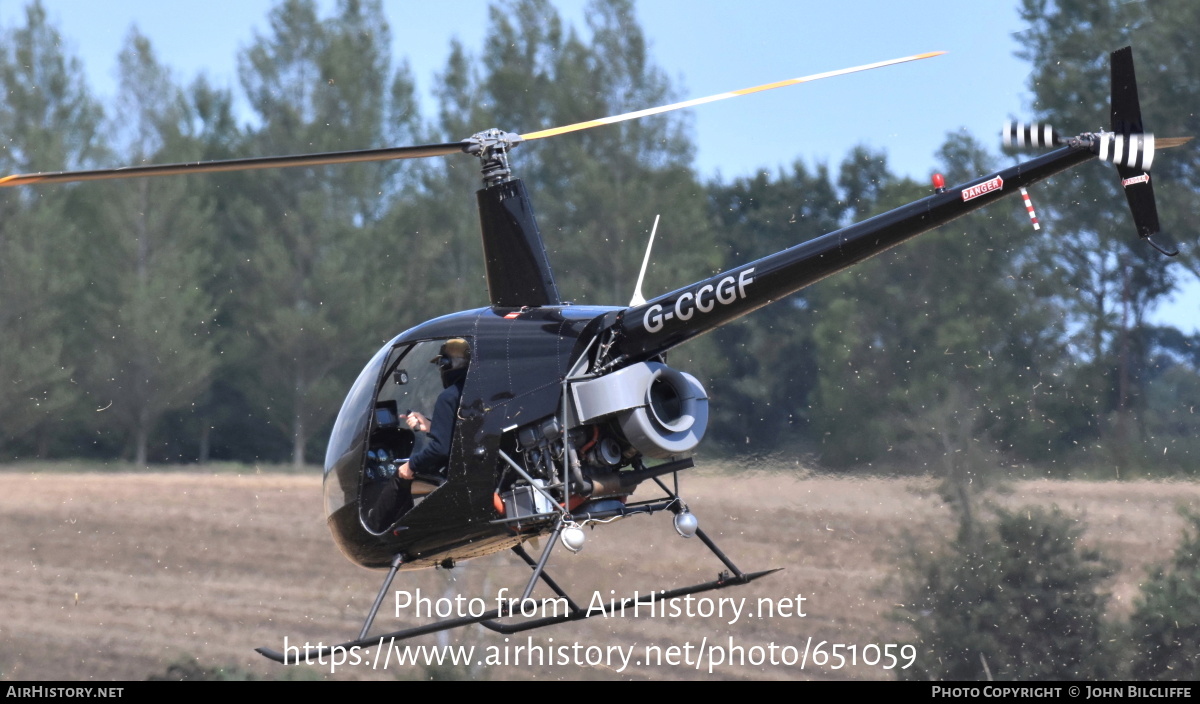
323, 341, 398, 517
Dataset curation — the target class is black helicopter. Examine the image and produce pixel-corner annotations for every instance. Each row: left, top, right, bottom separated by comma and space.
1, 47, 1185, 664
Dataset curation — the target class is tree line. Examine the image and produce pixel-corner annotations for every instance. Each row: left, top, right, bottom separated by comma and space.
0, 0, 1196, 472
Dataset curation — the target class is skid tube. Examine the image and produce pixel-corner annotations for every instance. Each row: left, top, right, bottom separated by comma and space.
258, 467, 778, 664
257, 567, 779, 664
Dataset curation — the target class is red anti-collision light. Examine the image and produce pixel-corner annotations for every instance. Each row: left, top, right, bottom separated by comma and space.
932, 173, 946, 191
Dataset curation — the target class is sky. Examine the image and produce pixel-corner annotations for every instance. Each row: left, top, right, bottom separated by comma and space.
1, 0, 1195, 330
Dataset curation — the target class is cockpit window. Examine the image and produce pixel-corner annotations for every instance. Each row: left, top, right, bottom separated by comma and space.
357, 339, 466, 530
374, 340, 450, 454
325, 342, 397, 475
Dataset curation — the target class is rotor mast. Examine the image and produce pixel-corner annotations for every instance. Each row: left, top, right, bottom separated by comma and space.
465, 129, 562, 308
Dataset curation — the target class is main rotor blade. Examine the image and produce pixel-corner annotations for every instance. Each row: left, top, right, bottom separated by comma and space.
0, 142, 467, 188
519, 51, 946, 142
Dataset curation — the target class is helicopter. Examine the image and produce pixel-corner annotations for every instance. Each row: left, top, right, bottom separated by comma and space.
1, 47, 1187, 665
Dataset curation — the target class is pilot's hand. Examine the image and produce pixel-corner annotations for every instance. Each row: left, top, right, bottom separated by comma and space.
398, 461, 414, 480
405, 411, 431, 433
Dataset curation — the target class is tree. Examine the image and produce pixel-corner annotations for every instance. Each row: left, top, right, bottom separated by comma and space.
1129, 509, 1200, 679
705, 160, 842, 449
1016, 0, 1200, 467
535, 0, 717, 309
0, 1, 103, 457
232, 0, 423, 466
376, 38, 490, 322
85, 29, 220, 465
804, 137, 1067, 471
900, 505, 1117, 681
1136, 330, 1200, 473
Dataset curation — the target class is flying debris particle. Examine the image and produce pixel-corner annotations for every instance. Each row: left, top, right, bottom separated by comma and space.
96, 401, 112, 412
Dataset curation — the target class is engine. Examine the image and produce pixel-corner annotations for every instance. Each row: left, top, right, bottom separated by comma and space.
572, 361, 709, 459
499, 362, 708, 516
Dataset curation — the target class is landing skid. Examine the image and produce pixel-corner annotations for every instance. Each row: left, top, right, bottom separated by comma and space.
258, 489, 778, 664
256, 565, 778, 664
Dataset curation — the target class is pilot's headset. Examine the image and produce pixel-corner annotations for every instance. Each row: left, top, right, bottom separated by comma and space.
431, 338, 471, 376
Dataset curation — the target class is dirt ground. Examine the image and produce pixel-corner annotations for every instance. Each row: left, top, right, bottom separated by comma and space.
1, 465, 1198, 681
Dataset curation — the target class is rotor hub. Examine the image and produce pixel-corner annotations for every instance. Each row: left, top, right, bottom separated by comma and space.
463, 129, 524, 187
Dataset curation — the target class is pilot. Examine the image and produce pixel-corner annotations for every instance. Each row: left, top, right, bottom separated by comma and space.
369, 338, 470, 532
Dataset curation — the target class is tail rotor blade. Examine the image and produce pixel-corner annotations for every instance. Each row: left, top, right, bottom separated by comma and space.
1003, 120, 1058, 149
1157, 137, 1193, 149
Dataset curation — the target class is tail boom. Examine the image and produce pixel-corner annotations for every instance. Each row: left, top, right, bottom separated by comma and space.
610, 145, 1096, 362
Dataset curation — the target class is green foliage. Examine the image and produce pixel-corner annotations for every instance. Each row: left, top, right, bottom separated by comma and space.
0, 0, 1197, 472
0, 1, 102, 457
1016, 0, 1200, 469
1137, 335, 1200, 474
805, 138, 1071, 468
147, 655, 318, 681
469, 0, 718, 308
900, 505, 1117, 681
705, 160, 841, 449
86, 30, 220, 465
1129, 509, 1200, 679
233, 0, 423, 465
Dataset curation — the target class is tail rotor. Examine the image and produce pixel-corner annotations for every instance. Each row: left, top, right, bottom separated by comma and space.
1001, 47, 1190, 256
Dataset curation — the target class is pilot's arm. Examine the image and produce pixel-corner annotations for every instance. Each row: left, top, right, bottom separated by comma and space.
405, 411, 431, 433
401, 383, 460, 478
395, 412, 431, 478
